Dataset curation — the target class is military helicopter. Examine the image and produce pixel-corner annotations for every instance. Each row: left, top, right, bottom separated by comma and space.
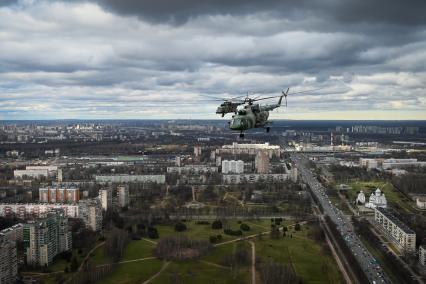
222, 89, 290, 138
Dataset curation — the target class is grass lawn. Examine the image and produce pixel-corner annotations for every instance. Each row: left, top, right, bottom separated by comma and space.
255, 226, 344, 284
152, 260, 249, 284
89, 220, 344, 284
155, 219, 274, 243
100, 258, 164, 284
121, 239, 156, 261
91, 244, 111, 265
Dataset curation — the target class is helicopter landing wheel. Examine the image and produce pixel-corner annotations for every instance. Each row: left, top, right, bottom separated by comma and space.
266, 127, 270, 133
239, 132, 244, 139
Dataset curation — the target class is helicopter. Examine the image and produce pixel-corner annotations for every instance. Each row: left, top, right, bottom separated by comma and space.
224, 89, 289, 138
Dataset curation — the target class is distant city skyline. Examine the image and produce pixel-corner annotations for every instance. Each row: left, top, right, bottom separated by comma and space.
0, 0, 425, 120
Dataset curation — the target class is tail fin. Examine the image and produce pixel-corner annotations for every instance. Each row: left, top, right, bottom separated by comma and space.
279, 88, 289, 106
278, 94, 284, 106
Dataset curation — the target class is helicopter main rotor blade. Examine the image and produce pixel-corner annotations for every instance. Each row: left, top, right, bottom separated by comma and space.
251, 95, 283, 102
288, 87, 326, 95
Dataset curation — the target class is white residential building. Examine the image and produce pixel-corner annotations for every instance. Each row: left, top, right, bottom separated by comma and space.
98, 188, 113, 211
223, 173, 289, 184
78, 199, 102, 232
117, 186, 129, 208
14, 165, 58, 179
167, 165, 218, 175
221, 160, 244, 174
0, 203, 79, 218
0, 224, 23, 242
14, 169, 49, 179
416, 197, 426, 210
95, 174, 165, 184
374, 207, 416, 252
217, 142, 281, 157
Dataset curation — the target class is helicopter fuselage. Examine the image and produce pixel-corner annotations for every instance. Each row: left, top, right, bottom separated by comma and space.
229, 104, 270, 131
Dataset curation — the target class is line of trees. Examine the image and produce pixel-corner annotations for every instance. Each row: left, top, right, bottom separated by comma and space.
155, 235, 211, 260
104, 227, 129, 262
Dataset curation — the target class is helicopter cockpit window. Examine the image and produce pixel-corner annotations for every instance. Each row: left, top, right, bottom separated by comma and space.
232, 118, 241, 126
236, 105, 246, 115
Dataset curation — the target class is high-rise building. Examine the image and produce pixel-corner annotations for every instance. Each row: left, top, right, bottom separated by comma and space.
117, 186, 129, 208
78, 198, 102, 232
222, 160, 244, 174
39, 186, 79, 203
0, 234, 17, 283
23, 210, 72, 267
57, 169, 63, 183
194, 146, 202, 157
255, 151, 270, 174
99, 188, 113, 211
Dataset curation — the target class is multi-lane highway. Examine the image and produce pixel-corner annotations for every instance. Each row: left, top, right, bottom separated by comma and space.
291, 153, 391, 284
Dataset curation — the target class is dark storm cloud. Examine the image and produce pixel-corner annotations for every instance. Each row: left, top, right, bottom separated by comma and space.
96, 0, 426, 26
0, 0, 425, 119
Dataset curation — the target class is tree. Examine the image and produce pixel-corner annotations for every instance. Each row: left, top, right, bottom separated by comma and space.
174, 222, 187, 232
104, 227, 129, 261
147, 226, 159, 239
294, 223, 301, 231
270, 227, 280, 239
240, 223, 250, 231
211, 220, 222, 229
70, 257, 79, 272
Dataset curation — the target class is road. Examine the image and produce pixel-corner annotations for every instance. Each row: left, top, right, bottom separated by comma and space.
249, 241, 256, 284
291, 153, 391, 284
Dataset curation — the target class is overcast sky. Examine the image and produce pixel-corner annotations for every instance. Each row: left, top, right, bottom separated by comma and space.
0, 0, 425, 120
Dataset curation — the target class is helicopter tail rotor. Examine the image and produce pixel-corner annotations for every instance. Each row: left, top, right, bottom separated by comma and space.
281, 88, 289, 107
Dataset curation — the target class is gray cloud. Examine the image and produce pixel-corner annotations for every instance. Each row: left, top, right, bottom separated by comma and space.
0, 0, 425, 120
95, 0, 426, 26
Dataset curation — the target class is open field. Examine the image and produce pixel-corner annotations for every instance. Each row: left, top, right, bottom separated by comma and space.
255, 224, 344, 284
92, 220, 343, 284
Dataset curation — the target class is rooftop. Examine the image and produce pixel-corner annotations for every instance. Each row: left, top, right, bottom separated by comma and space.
376, 207, 415, 235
